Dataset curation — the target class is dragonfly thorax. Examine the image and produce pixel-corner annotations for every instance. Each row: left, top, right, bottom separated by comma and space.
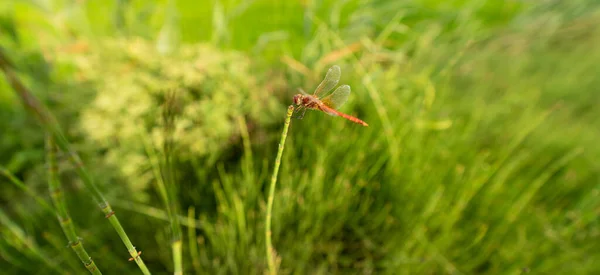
293, 94, 319, 108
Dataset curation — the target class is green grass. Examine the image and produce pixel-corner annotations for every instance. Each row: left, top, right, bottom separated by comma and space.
1, 0, 599, 274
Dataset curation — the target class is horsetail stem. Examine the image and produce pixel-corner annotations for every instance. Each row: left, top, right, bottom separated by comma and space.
266, 105, 294, 275
46, 136, 102, 275
0, 48, 151, 275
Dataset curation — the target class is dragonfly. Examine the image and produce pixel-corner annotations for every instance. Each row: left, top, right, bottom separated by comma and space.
292, 65, 368, 126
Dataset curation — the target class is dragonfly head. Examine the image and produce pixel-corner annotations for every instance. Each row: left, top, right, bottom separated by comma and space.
293, 94, 303, 106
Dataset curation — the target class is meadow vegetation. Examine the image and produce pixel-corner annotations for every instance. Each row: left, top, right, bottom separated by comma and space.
0, 0, 599, 274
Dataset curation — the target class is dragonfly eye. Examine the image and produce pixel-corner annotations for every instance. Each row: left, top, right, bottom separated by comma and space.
293, 94, 301, 105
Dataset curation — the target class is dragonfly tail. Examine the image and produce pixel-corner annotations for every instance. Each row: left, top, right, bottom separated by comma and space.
319, 105, 368, 126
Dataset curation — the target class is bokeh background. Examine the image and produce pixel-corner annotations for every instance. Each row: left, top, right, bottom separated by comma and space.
1, 0, 599, 274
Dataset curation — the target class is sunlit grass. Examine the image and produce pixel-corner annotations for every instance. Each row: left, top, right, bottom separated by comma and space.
0, 0, 599, 274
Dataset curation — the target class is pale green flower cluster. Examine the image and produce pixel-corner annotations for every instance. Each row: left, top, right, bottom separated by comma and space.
70, 38, 281, 197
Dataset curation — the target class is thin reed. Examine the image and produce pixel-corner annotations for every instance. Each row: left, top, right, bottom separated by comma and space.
162, 91, 183, 275
46, 136, 102, 274
265, 105, 295, 275
0, 48, 151, 275
0, 167, 54, 213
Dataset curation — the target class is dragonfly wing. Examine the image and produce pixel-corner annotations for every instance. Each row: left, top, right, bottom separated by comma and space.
313, 65, 341, 98
321, 85, 350, 110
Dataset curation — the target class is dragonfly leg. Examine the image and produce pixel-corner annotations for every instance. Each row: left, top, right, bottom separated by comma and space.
292, 106, 307, 119
298, 108, 307, 119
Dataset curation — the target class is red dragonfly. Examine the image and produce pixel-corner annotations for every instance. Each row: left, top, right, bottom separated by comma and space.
293, 65, 368, 126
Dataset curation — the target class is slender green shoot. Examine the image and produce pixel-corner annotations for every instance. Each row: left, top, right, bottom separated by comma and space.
266, 105, 295, 275
46, 137, 101, 273
46, 136, 102, 274
187, 207, 201, 273
0, 48, 150, 275
140, 91, 184, 274
1, 164, 101, 274
0, 167, 53, 213
0, 166, 59, 271
112, 200, 204, 229
162, 91, 183, 275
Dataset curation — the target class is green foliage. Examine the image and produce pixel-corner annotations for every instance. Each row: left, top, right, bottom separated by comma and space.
67, 38, 281, 200
1, 0, 599, 274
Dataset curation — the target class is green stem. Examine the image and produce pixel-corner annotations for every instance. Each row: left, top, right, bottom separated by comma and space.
0, 48, 151, 275
187, 207, 201, 274
46, 136, 102, 274
265, 105, 294, 275
165, 150, 182, 275
172, 240, 182, 275
162, 91, 183, 275
0, 168, 54, 213
143, 129, 182, 273
141, 133, 181, 273
112, 200, 204, 229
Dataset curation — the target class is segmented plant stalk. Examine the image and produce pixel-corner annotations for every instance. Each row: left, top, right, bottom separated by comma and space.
163, 91, 183, 275
265, 105, 294, 275
46, 137, 102, 274
0, 48, 151, 275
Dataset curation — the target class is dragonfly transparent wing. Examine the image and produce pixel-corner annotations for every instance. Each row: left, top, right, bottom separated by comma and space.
313, 65, 341, 98
321, 84, 350, 110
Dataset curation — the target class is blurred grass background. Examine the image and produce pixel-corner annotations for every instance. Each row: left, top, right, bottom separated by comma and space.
1, 0, 599, 274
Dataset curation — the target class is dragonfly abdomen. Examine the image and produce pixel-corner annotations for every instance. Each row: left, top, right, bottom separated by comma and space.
318, 105, 368, 126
